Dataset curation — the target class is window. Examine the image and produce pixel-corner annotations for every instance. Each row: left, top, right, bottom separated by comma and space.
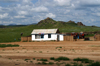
35, 34, 41, 39
35, 34, 44, 39
41, 34, 44, 38
48, 34, 51, 38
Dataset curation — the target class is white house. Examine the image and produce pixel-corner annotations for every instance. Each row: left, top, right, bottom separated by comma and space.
31, 29, 64, 41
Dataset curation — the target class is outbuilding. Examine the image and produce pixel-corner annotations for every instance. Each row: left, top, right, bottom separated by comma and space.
31, 29, 64, 41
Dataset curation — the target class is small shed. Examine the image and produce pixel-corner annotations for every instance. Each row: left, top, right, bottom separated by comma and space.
31, 29, 64, 41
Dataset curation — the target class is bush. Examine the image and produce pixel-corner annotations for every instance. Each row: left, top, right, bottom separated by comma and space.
50, 57, 55, 60
24, 59, 30, 61
73, 58, 93, 63
39, 58, 48, 61
33, 58, 35, 60
55, 57, 70, 61
87, 62, 100, 66
37, 62, 41, 64
65, 63, 71, 66
42, 61, 47, 64
0, 44, 19, 48
48, 62, 54, 65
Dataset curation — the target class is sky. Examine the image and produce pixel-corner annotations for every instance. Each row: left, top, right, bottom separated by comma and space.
0, 0, 100, 26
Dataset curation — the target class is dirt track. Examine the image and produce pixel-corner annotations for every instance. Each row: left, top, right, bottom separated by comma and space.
0, 41, 100, 66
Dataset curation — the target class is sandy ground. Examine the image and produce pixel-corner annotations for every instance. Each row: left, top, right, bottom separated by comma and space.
0, 41, 100, 66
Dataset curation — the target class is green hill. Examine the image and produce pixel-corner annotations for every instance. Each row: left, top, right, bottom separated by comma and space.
0, 17, 100, 43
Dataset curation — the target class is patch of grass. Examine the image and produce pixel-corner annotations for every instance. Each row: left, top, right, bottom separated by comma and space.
91, 45, 100, 47
22, 48, 26, 49
2, 49, 5, 51
30, 61, 33, 63
50, 57, 55, 60
34, 51, 36, 52
56, 46, 62, 49
39, 51, 42, 53
73, 62, 79, 66
87, 62, 100, 66
55, 56, 70, 61
37, 62, 41, 64
33, 58, 35, 60
37, 59, 40, 61
79, 63, 83, 66
39, 58, 48, 61
0, 44, 19, 48
17, 51, 19, 53
65, 63, 71, 66
73, 58, 93, 63
48, 62, 54, 65
8, 58, 11, 60
24, 59, 30, 61
56, 62, 61, 66
85, 34, 94, 37
23, 41, 27, 42
42, 61, 47, 65
0, 55, 2, 57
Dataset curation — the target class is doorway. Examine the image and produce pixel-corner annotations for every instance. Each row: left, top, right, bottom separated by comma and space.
57, 35, 59, 41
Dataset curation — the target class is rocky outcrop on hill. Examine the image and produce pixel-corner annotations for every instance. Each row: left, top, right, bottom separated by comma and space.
67, 20, 75, 23
37, 17, 85, 27
37, 17, 56, 26
77, 22, 85, 26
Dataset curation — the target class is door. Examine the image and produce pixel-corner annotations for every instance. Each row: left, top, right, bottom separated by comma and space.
57, 35, 59, 41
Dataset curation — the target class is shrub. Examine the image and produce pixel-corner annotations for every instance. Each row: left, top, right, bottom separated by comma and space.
50, 57, 55, 60
55, 57, 70, 61
56, 46, 62, 49
87, 62, 100, 66
65, 63, 71, 66
33, 58, 35, 60
42, 61, 47, 64
0, 44, 19, 48
30, 61, 33, 63
24, 59, 30, 61
37, 62, 41, 64
39, 51, 42, 53
73, 58, 93, 63
79, 63, 83, 66
39, 58, 48, 61
73, 62, 79, 66
48, 62, 54, 65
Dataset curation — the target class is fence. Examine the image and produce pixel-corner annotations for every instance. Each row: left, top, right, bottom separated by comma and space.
95, 34, 100, 41
21, 37, 31, 42
64, 36, 73, 41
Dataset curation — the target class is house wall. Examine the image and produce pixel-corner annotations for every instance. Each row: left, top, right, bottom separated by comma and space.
31, 34, 64, 41
59, 34, 64, 41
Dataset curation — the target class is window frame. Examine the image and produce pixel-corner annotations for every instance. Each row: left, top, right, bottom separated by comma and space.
48, 34, 51, 38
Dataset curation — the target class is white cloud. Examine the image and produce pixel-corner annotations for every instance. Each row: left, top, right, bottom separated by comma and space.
31, 6, 48, 12
92, 13, 100, 16
0, 13, 8, 19
18, 11, 28, 15
14, 15, 26, 18
0, 0, 19, 2
80, 0, 100, 5
54, 0, 71, 6
46, 13, 56, 18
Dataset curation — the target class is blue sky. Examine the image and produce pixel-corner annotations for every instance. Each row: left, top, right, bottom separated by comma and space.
0, 0, 100, 26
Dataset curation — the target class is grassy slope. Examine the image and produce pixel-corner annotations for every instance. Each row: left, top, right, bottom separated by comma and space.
0, 19, 100, 42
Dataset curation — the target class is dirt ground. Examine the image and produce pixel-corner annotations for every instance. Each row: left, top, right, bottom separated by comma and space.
0, 41, 100, 66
